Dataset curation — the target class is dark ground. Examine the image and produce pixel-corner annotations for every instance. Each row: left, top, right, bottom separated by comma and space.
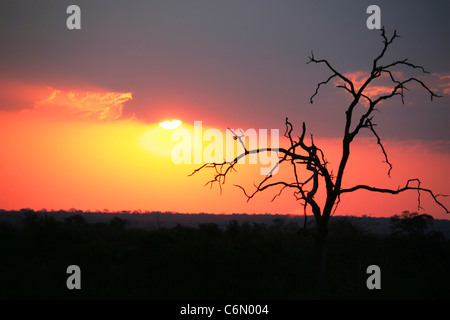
1, 209, 449, 300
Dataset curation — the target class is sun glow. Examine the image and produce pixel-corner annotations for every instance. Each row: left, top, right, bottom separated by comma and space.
142, 125, 177, 156
159, 119, 182, 130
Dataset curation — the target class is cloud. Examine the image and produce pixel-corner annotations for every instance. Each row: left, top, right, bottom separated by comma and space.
36, 89, 133, 120
0, 80, 54, 112
432, 73, 450, 96
334, 70, 450, 106
0, 79, 133, 120
335, 71, 400, 105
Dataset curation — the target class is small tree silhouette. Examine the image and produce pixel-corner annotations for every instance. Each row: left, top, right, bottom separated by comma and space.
191, 28, 449, 288
109, 216, 128, 230
390, 211, 434, 236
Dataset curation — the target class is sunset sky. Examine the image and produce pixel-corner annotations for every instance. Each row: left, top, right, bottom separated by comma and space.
0, 0, 449, 219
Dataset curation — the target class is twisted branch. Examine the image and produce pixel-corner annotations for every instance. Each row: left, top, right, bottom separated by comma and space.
191, 28, 448, 229
340, 179, 449, 214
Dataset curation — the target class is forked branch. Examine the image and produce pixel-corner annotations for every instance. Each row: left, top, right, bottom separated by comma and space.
191, 28, 448, 224
189, 119, 331, 220
340, 179, 449, 213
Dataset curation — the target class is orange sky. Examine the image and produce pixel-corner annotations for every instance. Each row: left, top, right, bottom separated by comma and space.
0, 81, 448, 219
1, 1, 449, 220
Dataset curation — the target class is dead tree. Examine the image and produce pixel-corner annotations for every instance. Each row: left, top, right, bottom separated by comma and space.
190, 28, 448, 288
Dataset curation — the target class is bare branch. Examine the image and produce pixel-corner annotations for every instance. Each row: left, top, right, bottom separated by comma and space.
331, 194, 341, 216
340, 179, 449, 213
309, 73, 338, 104
229, 128, 248, 153
382, 58, 431, 75
308, 51, 356, 103
373, 77, 442, 105
192, 27, 448, 244
364, 118, 393, 177
372, 28, 400, 70
336, 83, 354, 96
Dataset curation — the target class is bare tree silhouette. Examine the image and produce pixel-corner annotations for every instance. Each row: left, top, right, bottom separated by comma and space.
190, 28, 448, 288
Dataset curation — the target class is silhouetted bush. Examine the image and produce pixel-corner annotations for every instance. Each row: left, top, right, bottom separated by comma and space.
0, 211, 448, 299
390, 211, 434, 236
109, 216, 128, 230
64, 214, 87, 227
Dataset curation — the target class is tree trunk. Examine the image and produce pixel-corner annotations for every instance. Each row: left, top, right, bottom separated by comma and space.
315, 223, 328, 289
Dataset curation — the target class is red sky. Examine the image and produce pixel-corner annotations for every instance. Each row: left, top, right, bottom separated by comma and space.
0, 1, 449, 219
0, 80, 448, 218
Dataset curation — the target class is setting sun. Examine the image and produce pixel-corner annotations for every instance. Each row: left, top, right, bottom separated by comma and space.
159, 119, 182, 130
